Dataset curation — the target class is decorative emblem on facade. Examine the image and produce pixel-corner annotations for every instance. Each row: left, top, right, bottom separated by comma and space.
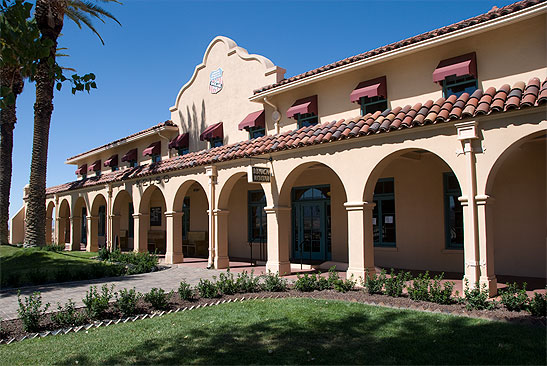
209, 68, 223, 94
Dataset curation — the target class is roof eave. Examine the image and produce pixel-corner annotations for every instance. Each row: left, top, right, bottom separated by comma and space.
249, 2, 547, 102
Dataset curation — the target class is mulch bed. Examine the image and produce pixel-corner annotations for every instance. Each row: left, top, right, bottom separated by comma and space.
1, 289, 545, 343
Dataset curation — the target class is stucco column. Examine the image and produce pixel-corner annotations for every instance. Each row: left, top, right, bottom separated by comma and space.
109, 214, 120, 250
69, 216, 81, 251
165, 210, 184, 264
344, 201, 376, 281
106, 186, 113, 250
133, 213, 149, 253
214, 209, 230, 269
86, 216, 99, 252
456, 121, 481, 289
54, 217, 61, 246
476, 194, 497, 296
206, 166, 217, 268
264, 206, 291, 275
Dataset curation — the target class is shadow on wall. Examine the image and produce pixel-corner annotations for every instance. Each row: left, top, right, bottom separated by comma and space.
179, 100, 207, 151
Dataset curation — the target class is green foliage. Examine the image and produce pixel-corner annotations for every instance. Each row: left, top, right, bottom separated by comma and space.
196, 279, 220, 298
82, 284, 114, 319
51, 299, 86, 328
109, 249, 158, 275
17, 291, 50, 332
429, 274, 455, 305
98, 246, 110, 261
463, 279, 496, 311
500, 282, 529, 312
364, 269, 386, 295
143, 288, 170, 310
316, 272, 330, 291
261, 271, 288, 292
528, 292, 546, 317
178, 280, 194, 300
294, 273, 318, 292
115, 288, 140, 316
215, 271, 238, 295
333, 276, 356, 293
41, 244, 65, 252
384, 269, 410, 298
407, 272, 431, 302
235, 270, 261, 293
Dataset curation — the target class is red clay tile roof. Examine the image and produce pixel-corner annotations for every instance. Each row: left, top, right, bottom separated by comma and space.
46, 77, 547, 195
66, 120, 178, 161
253, 0, 545, 95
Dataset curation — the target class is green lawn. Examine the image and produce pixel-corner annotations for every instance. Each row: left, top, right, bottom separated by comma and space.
0, 245, 121, 288
0, 298, 544, 365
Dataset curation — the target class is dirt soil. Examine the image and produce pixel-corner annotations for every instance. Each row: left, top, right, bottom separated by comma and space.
1, 289, 545, 342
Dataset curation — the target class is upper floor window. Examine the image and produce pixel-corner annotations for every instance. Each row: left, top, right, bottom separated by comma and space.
88, 160, 101, 177
178, 147, 189, 156
200, 122, 223, 149
75, 163, 87, 179
169, 133, 189, 156
121, 148, 138, 168
350, 76, 388, 116
287, 95, 318, 129
143, 141, 161, 163
238, 110, 266, 140
433, 52, 478, 98
104, 154, 118, 172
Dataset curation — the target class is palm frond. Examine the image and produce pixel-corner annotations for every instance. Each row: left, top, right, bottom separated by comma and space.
69, 0, 121, 26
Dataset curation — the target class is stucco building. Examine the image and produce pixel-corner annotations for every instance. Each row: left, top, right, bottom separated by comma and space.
11, 0, 547, 295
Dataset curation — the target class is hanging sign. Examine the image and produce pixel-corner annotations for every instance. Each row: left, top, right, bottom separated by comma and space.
209, 68, 223, 94
248, 166, 271, 183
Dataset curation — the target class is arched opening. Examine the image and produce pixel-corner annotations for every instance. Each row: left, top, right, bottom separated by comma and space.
279, 162, 348, 269
363, 149, 464, 275
486, 131, 546, 287
138, 185, 167, 254
46, 201, 55, 245
112, 190, 134, 251
172, 180, 209, 259
72, 197, 88, 251
90, 194, 108, 251
58, 199, 71, 249
217, 172, 268, 266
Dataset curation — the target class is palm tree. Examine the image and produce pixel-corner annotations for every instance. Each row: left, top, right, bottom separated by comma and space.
24, 0, 120, 246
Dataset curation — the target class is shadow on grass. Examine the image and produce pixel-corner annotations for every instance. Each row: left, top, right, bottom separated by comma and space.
56, 300, 546, 365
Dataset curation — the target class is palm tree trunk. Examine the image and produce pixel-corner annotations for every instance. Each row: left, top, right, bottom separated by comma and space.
0, 67, 23, 245
24, 0, 63, 246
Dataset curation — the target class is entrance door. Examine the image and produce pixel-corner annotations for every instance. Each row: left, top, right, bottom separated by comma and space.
292, 185, 331, 261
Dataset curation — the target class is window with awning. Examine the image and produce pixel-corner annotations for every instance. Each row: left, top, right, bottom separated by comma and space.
168, 133, 189, 150
143, 141, 161, 157
121, 148, 137, 163
103, 154, 118, 168
433, 52, 478, 98
200, 122, 224, 148
351, 76, 388, 115
88, 160, 101, 172
75, 164, 87, 176
239, 110, 266, 139
286, 95, 318, 119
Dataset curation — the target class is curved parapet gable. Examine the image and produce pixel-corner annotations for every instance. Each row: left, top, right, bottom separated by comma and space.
169, 36, 285, 152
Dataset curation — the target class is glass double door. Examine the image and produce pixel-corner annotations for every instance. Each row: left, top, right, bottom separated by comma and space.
293, 201, 330, 261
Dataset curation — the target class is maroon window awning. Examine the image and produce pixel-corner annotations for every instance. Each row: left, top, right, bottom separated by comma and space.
75, 164, 87, 175
200, 122, 223, 141
350, 76, 387, 103
238, 110, 265, 131
433, 52, 477, 84
121, 148, 137, 162
287, 95, 318, 119
103, 154, 118, 167
143, 141, 161, 157
168, 133, 189, 149
88, 160, 101, 172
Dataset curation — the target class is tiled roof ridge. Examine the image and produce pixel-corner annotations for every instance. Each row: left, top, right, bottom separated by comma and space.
46, 77, 547, 195
66, 120, 177, 161
253, 0, 545, 95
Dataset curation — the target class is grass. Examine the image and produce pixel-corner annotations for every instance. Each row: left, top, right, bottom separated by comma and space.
0, 298, 544, 365
0, 245, 123, 288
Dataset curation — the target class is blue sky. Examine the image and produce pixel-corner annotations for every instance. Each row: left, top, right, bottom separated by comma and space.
9, 0, 518, 219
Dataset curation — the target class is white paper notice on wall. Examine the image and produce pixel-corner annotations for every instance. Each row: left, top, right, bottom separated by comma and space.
385, 216, 394, 224
372, 218, 377, 225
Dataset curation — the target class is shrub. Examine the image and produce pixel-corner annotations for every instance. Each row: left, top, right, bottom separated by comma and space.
216, 271, 238, 295
333, 276, 356, 293
384, 269, 410, 298
42, 244, 65, 252
316, 272, 331, 291
500, 282, 529, 312
429, 273, 455, 305
109, 250, 158, 274
178, 280, 194, 300
143, 288, 169, 310
115, 288, 141, 316
17, 291, 50, 332
236, 270, 261, 293
528, 292, 546, 317
196, 279, 220, 298
327, 266, 341, 288
364, 269, 386, 295
98, 246, 110, 261
51, 299, 87, 328
408, 272, 431, 302
463, 279, 496, 310
261, 271, 289, 292
82, 284, 115, 319
294, 273, 318, 292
